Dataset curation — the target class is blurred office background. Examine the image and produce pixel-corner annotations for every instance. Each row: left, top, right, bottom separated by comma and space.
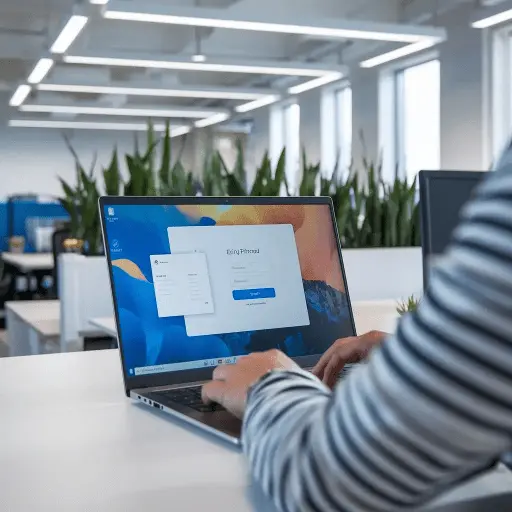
0, 0, 509, 355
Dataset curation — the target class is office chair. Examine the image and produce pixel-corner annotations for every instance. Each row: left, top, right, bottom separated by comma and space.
0, 261, 13, 329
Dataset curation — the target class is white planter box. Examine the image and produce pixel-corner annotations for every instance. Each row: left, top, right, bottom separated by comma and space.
59, 254, 113, 349
342, 247, 423, 302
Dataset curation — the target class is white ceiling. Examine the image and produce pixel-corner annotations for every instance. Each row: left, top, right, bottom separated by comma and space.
0, 0, 475, 128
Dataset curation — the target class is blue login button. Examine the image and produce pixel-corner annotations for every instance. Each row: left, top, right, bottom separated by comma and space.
232, 288, 276, 301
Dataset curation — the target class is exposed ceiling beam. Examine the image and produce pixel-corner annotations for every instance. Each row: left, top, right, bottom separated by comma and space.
103, 2, 446, 43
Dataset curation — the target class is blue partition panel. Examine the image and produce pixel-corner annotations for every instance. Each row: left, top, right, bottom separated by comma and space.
0, 201, 69, 252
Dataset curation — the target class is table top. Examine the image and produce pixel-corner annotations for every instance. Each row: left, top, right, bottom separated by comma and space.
87, 300, 401, 343
1, 252, 54, 272
89, 316, 117, 337
6, 300, 60, 334
1, 350, 511, 511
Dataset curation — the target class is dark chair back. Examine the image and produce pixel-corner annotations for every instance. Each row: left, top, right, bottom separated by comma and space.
51, 228, 71, 298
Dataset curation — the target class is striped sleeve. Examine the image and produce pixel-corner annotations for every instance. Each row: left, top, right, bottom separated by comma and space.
242, 165, 512, 512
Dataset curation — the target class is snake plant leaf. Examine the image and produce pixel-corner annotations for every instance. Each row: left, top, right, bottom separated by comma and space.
233, 138, 247, 192
159, 120, 171, 192
103, 148, 122, 196
273, 148, 287, 196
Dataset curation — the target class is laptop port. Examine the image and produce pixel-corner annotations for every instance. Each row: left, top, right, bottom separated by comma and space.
153, 402, 161, 409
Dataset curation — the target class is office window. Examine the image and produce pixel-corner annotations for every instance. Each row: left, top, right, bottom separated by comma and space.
270, 101, 300, 193
396, 59, 440, 181
321, 85, 352, 177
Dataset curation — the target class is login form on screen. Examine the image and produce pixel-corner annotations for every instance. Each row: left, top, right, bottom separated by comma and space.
105, 203, 354, 377
163, 224, 310, 336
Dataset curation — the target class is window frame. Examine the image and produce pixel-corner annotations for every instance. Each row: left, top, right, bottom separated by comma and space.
321, 81, 352, 179
269, 99, 301, 193
379, 50, 440, 182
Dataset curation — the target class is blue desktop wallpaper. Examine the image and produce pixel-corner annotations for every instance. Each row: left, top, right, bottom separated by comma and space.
103, 204, 354, 374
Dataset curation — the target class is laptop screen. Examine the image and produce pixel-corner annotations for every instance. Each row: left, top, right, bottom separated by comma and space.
102, 202, 355, 378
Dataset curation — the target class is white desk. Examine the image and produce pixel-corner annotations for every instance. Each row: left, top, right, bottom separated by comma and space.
6, 300, 61, 356
89, 316, 117, 338
0, 350, 510, 511
1, 252, 54, 273
87, 300, 401, 343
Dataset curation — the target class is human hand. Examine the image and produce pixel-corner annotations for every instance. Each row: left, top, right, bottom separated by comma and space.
312, 331, 387, 388
202, 350, 300, 419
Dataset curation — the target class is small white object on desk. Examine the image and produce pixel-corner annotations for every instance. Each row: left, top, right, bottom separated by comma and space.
1, 252, 54, 273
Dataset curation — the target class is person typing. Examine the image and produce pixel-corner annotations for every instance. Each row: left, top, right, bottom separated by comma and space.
203, 159, 512, 511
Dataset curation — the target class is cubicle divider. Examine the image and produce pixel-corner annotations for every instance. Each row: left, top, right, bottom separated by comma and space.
59, 254, 114, 350
0, 198, 68, 252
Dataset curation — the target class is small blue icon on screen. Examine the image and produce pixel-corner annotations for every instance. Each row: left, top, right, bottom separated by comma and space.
108, 207, 115, 216
129, 369, 134, 375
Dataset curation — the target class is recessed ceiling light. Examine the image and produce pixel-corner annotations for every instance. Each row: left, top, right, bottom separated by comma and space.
64, 55, 336, 77
360, 40, 437, 68
19, 104, 228, 118
472, 8, 512, 28
9, 85, 32, 107
51, 15, 89, 54
37, 83, 268, 100
195, 113, 230, 128
104, 9, 433, 44
27, 59, 54, 84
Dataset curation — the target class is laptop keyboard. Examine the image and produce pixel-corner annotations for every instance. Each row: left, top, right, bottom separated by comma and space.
149, 365, 357, 413
150, 387, 225, 413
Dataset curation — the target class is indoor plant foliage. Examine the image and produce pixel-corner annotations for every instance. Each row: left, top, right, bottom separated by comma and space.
60, 120, 420, 254
397, 295, 421, 315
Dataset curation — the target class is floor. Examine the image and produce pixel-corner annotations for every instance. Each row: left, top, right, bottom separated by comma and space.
0, 330, 8, 357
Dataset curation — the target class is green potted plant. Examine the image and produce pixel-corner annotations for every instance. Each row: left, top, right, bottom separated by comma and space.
397, 295, 421, 315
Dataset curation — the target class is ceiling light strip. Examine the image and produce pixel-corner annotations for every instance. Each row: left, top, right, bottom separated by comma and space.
472, 8, 512, 28
195, 113, 230, 128
64, 55, 334, 77
288, 72, 343, 95
104, 10, 426, 43
359, 40, 437, 69
235, 95, 280, 113
9, 85, 32, 107
27, 59, 55, 84
19, 104, 228, 118
37, 83, 267, 100
51, 15, 89, 54
9, 119, 191, 134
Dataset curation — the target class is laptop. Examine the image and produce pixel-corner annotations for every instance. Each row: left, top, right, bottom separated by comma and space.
99, 196, 357, 446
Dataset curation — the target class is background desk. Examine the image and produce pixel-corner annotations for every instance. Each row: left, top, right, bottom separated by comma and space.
6, 300, 60, 355
1, 351, 511, 511
1, 252, 54, 272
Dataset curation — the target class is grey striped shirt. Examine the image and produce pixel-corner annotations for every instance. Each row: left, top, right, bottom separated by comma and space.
242, 162, 512, 511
